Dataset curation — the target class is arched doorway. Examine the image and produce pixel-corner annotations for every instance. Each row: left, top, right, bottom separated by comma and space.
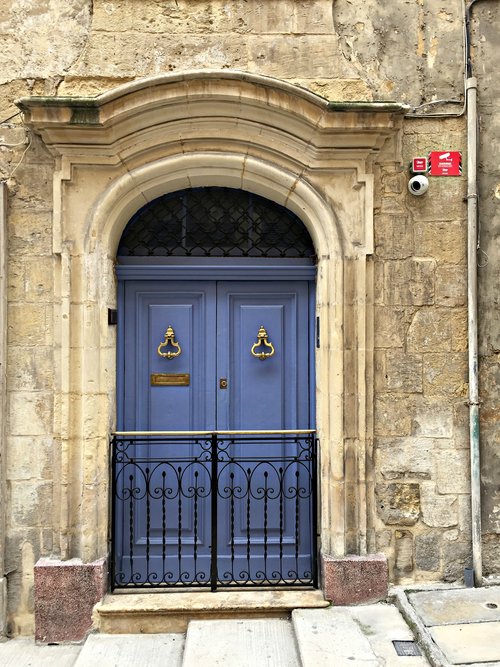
18, 73, 407, 632
112, 187, 318, 590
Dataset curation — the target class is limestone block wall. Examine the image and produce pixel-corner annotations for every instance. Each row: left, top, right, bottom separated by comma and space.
0, 0, 464, 103
3, 136, 57, 635
0, 0, 497, 635
372, 118, 470, 583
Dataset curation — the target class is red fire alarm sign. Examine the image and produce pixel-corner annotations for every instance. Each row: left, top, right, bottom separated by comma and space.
411, 157, 428, 173
428, 151, 462, 176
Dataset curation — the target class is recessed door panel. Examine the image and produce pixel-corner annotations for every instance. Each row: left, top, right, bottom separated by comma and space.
121, 281, 217, 431
217, 281, 310, 431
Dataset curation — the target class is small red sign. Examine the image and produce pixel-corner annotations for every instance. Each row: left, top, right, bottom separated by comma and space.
412, 157, 428, 173
428, 151, 462, 176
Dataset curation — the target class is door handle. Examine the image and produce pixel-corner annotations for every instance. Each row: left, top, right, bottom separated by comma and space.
157, 326, 182, 359
251, 325, 275, 360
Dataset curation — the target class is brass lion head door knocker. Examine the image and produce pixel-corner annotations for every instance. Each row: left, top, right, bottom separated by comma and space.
157, 326, 182, 360
250, 325, 275, 360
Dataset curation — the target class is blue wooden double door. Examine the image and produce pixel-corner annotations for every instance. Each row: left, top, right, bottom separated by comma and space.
115, 278, 316, 587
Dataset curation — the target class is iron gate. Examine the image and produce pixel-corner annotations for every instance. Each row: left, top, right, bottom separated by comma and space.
111, 431, 318, 590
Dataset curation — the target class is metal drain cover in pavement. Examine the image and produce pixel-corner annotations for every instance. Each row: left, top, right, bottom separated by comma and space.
393, 640, 422, 656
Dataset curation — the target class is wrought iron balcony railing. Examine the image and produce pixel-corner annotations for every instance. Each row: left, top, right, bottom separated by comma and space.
111, 430, 318, 591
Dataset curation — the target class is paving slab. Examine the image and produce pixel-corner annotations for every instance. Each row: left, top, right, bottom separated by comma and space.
349, 604, 430, 666
292, 607, 379, 666
74, 633, 184, 667
409, 587, 500, 627
429, 621, 500, 665
182, 618, 299, 667
0, 637, 81, 667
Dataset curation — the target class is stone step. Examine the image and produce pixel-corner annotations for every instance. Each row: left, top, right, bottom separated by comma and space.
74, 633, 184, 667
94, 589, 329, 634
182, 618, 300, 667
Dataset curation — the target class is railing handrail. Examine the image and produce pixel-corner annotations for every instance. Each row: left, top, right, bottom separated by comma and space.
113, 429, 316, 436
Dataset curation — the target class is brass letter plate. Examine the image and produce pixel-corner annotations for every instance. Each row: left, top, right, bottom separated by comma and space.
151, 373, 190, 387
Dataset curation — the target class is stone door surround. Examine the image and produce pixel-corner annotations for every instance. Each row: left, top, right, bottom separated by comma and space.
17, 72, 405, 618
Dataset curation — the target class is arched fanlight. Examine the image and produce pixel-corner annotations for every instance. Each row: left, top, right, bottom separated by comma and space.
118, 187, 315, 260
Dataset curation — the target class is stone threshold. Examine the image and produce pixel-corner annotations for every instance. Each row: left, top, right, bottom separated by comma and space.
93, 589, 329, 634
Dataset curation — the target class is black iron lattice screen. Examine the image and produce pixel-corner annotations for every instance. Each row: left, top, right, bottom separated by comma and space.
118, 187, 315, 259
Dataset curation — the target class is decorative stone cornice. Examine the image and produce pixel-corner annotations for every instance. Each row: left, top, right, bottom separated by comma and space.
16, 70, 407, 167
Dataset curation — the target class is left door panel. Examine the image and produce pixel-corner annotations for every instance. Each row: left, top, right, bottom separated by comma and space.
115, 281, 216, 586
119, 281, 217, 431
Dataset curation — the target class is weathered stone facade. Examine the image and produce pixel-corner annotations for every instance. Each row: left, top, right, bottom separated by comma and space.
372, 116, 471, 584
0, 0, 497, 637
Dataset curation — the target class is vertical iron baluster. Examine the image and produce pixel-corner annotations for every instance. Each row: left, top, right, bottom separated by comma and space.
193, 470, 199, 579
145, 467, 150, 582
263, 470, 269, 581
161, 470, 167, 579
177, 465, 182, 583
294, 469, 300, 579
230, 472, 235, 583
210, 433, 218, 591
279, 466, 284, 583
246, 467, 251, 581
128, 472, 134, 582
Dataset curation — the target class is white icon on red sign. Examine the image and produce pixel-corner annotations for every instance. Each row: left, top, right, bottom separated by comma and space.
411, 157, 428, 173
428, 151, 462, 176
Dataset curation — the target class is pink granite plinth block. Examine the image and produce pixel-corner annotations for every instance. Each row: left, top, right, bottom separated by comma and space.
321, 553, 388, 605
35, 557, 107, 642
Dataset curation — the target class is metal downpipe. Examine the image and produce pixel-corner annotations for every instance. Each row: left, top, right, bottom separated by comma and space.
466, 76, 482, 586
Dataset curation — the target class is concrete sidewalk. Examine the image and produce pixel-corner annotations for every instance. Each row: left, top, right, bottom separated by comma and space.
0, 602, 427, 667
393, 583, 500, 667
0, 585, 498, 666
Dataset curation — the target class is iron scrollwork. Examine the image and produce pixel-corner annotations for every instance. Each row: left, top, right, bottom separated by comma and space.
111, 431, 317, 591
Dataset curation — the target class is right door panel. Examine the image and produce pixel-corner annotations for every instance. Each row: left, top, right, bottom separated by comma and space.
216, 281, 313, 582
216, 281, 311, 431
